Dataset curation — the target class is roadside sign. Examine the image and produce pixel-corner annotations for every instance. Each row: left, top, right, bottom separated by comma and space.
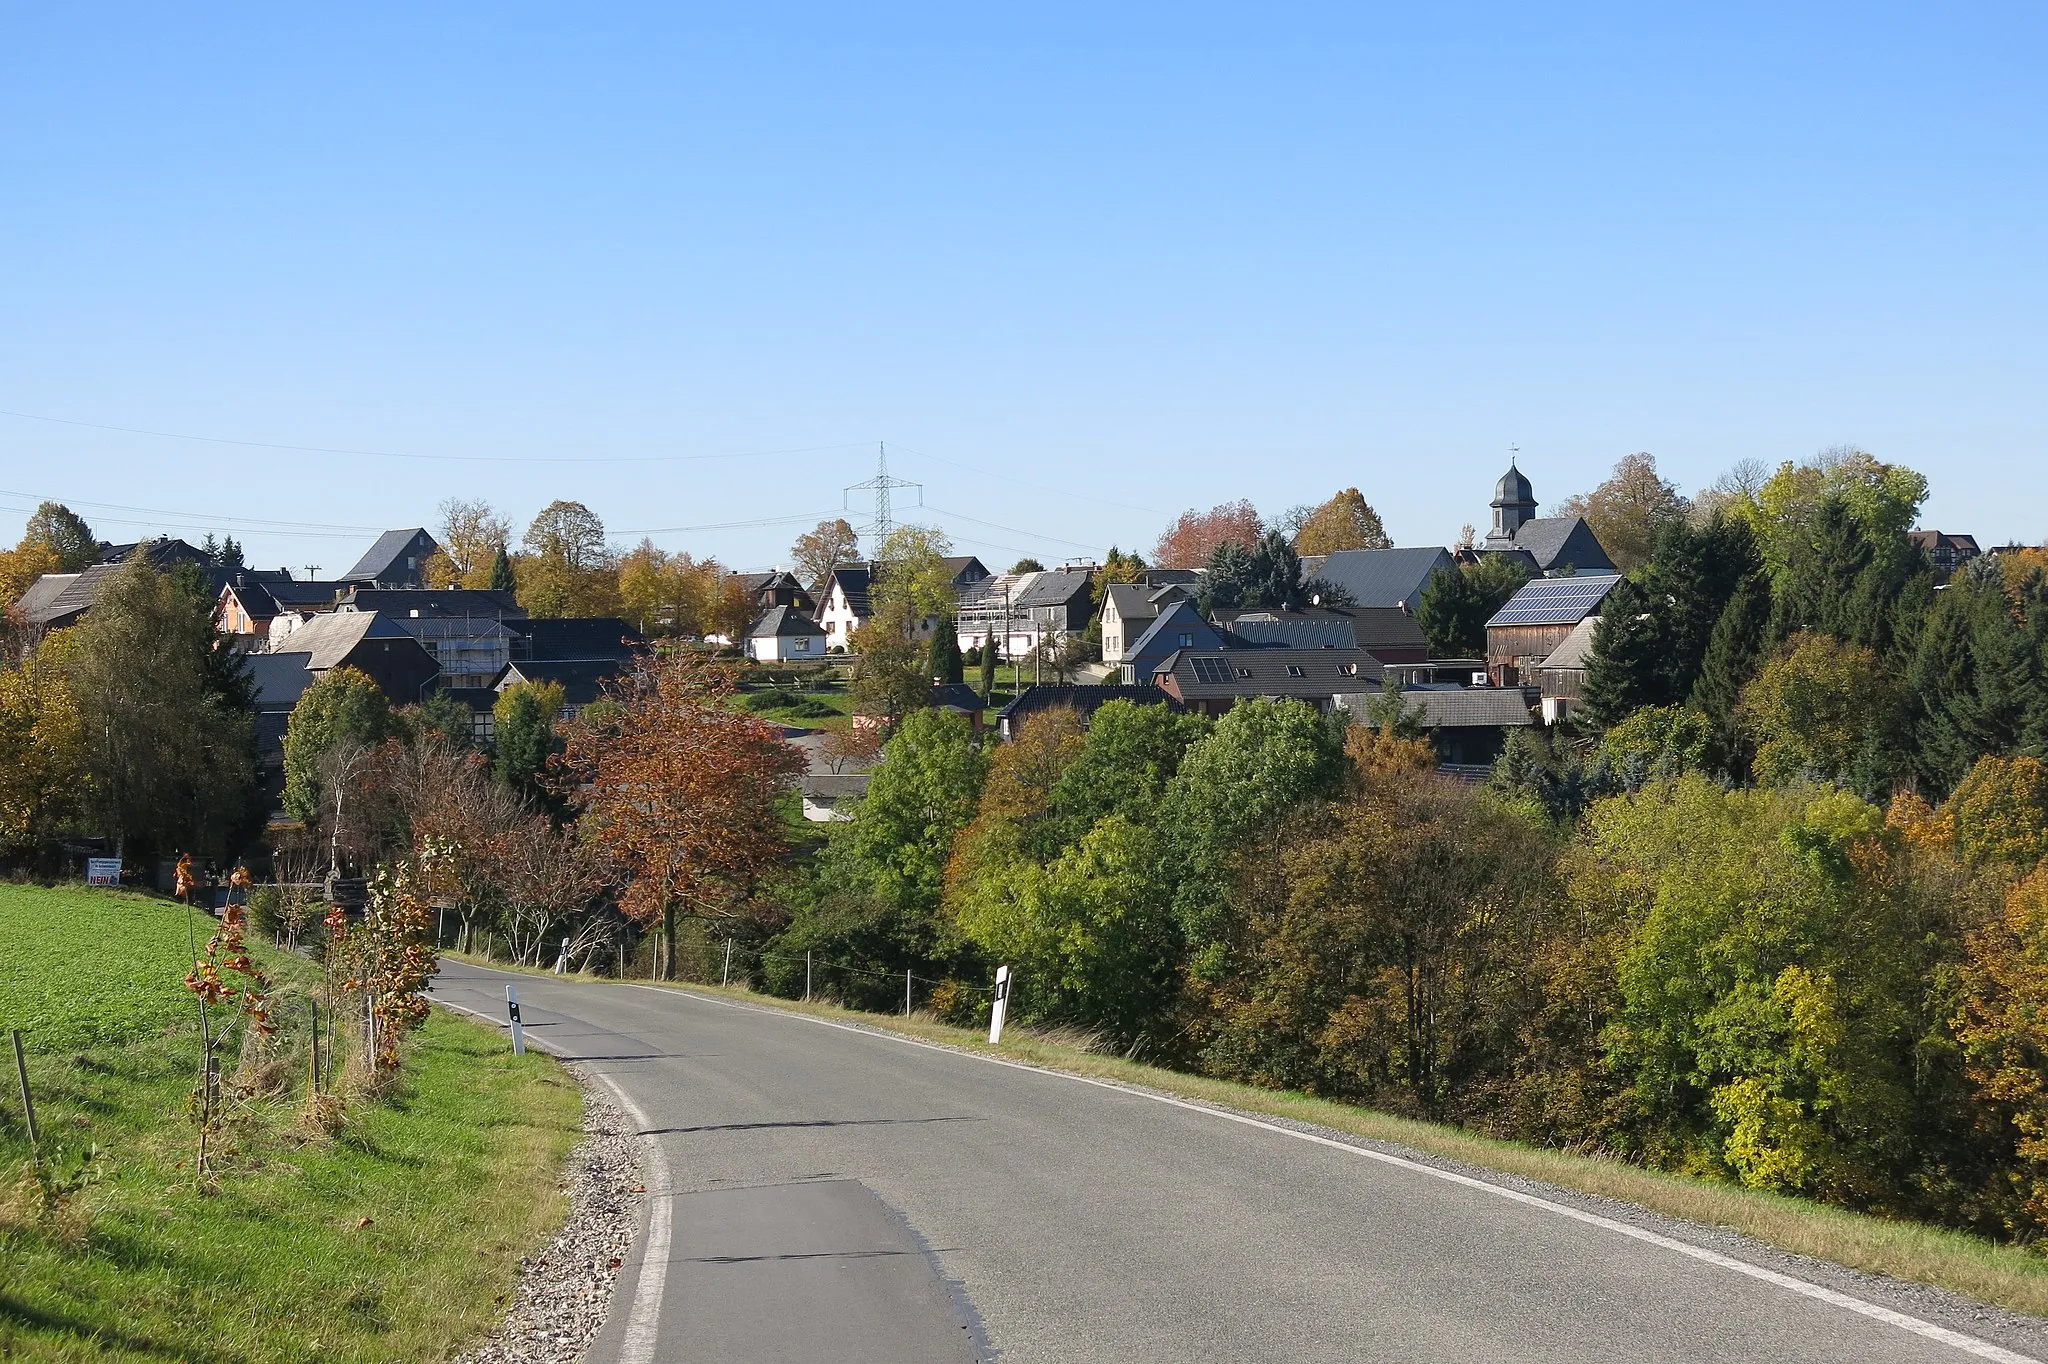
85, 858, 121, 887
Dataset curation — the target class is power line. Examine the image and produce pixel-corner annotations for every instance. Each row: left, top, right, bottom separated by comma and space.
0, 407, 874, 467
843, 442, 920, 542
887, 442, 1166, 518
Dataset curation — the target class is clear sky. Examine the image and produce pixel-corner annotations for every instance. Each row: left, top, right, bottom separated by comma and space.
3, 5, 2042, 575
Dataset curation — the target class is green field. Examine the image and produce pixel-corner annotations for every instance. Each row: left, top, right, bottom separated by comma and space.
0, 884, 582, 1362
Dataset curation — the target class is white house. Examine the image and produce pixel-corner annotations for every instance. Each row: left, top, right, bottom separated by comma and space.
746, 605, 827, 663
814, 557, 991, 651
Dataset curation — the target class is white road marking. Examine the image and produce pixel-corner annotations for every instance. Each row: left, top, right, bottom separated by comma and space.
432, 993, 673, 1364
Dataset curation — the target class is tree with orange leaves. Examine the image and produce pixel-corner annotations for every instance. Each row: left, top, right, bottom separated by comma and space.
560, 648, 806, 977
1149, 499, 1263, 570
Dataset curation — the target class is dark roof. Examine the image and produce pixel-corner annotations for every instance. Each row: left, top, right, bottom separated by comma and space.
1312, 547, 1455, 610
1486, 574, 1623, 628
246, 652, 316, 711
749, 605, 826, 638
1140, 569, 1200, 587
1493, 465, 1536, 508
996, 684, 1178, 728
1101, 582, 1159, 624
497, 657, 628, 707
344, 529, 438, 583
255, 578, 353, 611
1224, 617, 1357, 650
1125, 599, 1230, 666
931, 683, 987, 712
1155, 647, 1384, 700
437, 685, 501, 714
23, 563, 121, 626
1380, 687, 1537, 729
12, 573, 79, 623
342, 588, 525, 620
1210, 607, 1426, 656
509, 617, 644, 661
942, 556, 990, 584
820, 563, 875, 618
1012, 568, 1094, 609
1911, 530, 1981, 554
1500, 517, 1614, 574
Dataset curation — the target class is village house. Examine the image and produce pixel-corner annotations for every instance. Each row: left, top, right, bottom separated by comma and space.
1099, 580, 1194, 668
956, 565, 1097, 659
746, 604, 827, 662
728, 569, 816, 617
1149, 646, 1384, 716
218, 573, 352, 640
994, 683, 1183, 739
1484, 573, 1623, 686
336, 587, 526, 686
487, 616, 645, 724
1909, 530, 1982, 583
260, 610, 441, 704
1118, 599, 1230, 684
342, 528, 440, 588
813, 557, 989, 649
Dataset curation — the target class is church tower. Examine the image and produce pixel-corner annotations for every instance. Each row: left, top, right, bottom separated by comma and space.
1489, 462, 1537, 542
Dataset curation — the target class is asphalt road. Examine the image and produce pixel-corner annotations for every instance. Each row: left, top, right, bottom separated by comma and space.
430, 960, 2047, 1364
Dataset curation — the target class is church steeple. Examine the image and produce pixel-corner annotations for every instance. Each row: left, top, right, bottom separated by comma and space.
1489, 457, 1537, 541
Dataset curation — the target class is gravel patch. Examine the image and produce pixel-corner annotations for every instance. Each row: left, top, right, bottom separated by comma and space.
457, 1065, 643, 1364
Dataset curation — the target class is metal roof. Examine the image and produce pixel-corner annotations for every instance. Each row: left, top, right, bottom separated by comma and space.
1311, 547, 1455, 609
1485, 574, 1623, 628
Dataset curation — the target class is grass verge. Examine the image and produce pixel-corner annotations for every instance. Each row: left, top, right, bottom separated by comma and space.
0, 884, 584, 1363
455, 951, 2048, 1319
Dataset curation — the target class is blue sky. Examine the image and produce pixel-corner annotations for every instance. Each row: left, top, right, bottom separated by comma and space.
3, 5, 2042, 574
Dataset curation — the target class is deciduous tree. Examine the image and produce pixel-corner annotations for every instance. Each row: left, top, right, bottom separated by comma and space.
561, 650, 805, 978
790, 518, 860, 592
1150, 500, 1263, 570
1557, 453, 1692, 574
430, 498, 513, 589
1293, 488, 1392, 555
21, 501, 99, 572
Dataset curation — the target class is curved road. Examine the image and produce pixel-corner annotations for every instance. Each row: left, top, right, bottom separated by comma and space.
432, 960, 2045, 1364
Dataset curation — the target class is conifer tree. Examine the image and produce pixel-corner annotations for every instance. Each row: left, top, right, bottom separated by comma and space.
927, 616, 965, 685
488, 543, 517, 592
1691, 570, 1771, 739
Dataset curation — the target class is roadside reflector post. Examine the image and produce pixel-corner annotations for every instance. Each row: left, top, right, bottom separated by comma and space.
554, 937, 570, 974
506, 984, 526, 1056
905, 969, 913, 1017
805, 951, 813, 1002
722, 938, 733, 989
988, 966, 1011, 1045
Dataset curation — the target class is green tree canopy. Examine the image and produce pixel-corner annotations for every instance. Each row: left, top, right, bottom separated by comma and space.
493, 680, 566, 797
21, 501, 99, 572
1415, 556, 1530, 658
283, 666, 393, 824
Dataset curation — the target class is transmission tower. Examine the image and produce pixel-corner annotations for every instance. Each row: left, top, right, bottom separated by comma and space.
844, 442, 921, 544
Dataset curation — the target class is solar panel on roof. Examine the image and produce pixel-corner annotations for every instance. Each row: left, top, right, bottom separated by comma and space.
1190, 656, 1233, 683
1486, 575, 1622, 627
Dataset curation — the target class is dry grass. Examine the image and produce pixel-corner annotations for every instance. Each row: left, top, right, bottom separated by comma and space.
474, 958, 2048, 1319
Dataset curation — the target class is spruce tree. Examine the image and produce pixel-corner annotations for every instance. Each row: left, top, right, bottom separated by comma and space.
1692, 570, 1771, 737
488, 543, 517, 592
978, 628, 998, 698
1771, 496, 1871, 644
1903, 585, 1979, 794
1580, 578, 1665, 728
927, 617, 965, 685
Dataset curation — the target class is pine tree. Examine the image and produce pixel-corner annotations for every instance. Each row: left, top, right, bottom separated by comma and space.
488, 544, 517, 592
1904, 585, 1979, 794
1580, 578, 1665, 729
1771, 496, 1872, 643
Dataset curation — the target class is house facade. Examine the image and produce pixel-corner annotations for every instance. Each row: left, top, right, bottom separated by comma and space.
814, 557, 990, 650
747, 605, 828, 662
1484, 573, 1622, 685
343, 529, 441, 588
1150, 646, 1384, 716
1100, 581, 1193, 666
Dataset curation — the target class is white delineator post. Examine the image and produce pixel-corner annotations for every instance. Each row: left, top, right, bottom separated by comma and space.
506, 984, 526, 1056
988, 965, 1011, 1045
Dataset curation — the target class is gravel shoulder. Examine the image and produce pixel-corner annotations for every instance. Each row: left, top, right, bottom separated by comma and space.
457, 1065, 643, 1364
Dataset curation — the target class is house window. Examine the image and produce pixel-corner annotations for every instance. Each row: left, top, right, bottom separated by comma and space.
1339, 662, 1357, 676
1286, 665, 1305, 678
794, 638, 811, 653
1235, 667, 1252, 679
1178, 632, 1194, 647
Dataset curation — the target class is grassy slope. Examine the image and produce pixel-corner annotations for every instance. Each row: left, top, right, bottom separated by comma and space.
477, 956, 2048, 1319
0, 884, 582, 1363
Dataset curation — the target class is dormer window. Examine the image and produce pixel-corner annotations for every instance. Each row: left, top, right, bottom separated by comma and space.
1286, 665, 1305, 678
1339, 662, 1357, 677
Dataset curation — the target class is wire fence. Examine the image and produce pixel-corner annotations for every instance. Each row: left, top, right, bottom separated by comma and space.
708, 939, 1003, 1018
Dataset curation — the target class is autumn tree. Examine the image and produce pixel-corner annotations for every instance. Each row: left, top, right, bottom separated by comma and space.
428, 498, 513, 589
1293, 488, 1392, 556
1557, 452, 1692, 574
1150, 500, 1263, 570
618, 541, 722, 637
561, 650, 805, 978
1737, 632, 1900, 792
790, 517, 859, 592
0, 638, 85, 860
519, 499, 618, 617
